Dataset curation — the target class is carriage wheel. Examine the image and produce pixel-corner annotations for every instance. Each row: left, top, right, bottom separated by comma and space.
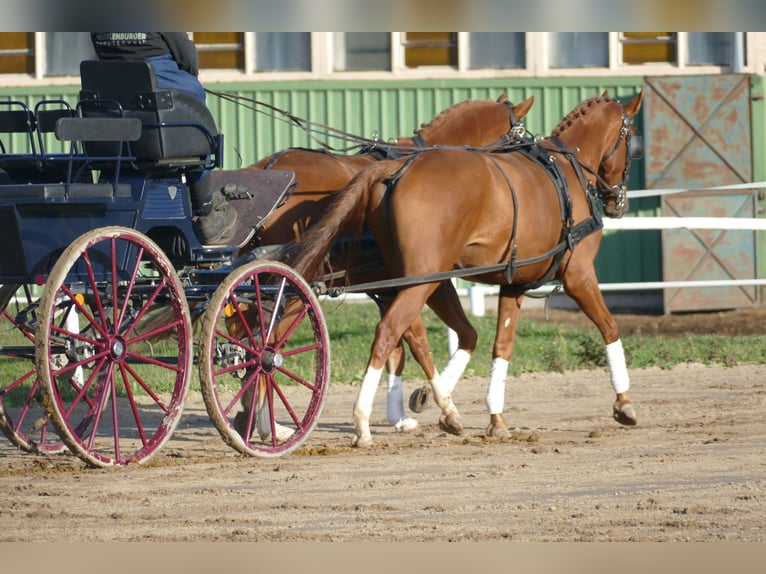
199, 260, 330, 457
35, 226, 193, 467
0, 284, 67, 453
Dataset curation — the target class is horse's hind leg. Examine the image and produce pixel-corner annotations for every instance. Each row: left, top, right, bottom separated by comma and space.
484, 288, 524, 438
409, 280, 479, 413
372, 292, 419, 432
354, 283, 462, 447
563, 266, 637, 426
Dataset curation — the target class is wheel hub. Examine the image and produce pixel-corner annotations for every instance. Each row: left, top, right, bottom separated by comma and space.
110, 336, 127, 361
260, 349, 283, 373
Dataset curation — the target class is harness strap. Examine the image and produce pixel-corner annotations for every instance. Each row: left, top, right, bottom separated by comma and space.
383, 153, 420, 188
411, 133, 428, 148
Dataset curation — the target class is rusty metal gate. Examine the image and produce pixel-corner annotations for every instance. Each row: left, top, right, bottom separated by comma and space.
643, 75, 758, 313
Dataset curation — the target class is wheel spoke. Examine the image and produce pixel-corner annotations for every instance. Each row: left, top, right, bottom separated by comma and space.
119, 364, 148, 446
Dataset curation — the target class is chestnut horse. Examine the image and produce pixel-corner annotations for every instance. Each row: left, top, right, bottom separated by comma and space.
290, 91, 644, 447
244, 94, 535, 436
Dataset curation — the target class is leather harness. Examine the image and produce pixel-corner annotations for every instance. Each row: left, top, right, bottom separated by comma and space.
327, 135, 604, 297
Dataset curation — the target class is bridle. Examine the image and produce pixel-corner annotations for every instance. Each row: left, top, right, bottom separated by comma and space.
599, 105, 643, 213
581, 104, 643, 217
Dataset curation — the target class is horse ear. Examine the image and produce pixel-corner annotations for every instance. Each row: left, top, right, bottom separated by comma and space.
513, 95, 535, 120
624, 90, 644, 117
497, 93, 508, 103
602, 90, 610, 98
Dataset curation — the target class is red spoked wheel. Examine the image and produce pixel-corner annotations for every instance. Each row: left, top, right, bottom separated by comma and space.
35, 226, 193, 467
0, 283, 67, 453
198, 260, 330, 457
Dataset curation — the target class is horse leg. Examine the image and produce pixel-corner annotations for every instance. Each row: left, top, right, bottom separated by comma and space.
485, 288, 524, 439
563, 266, 637, 426
385, 336, 419, 433
409, 280, 478, 413
371, 292, 419, 432
354, 283, 462, 447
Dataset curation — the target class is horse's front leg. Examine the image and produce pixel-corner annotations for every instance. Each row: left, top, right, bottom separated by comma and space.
485, 289, 524, 439
563, 262, 637, 426
408, 280, 478, 414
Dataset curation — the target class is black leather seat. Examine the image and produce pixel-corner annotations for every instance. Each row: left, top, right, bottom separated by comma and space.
78, 60, 221, 169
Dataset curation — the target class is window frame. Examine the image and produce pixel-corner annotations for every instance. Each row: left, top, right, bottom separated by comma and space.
0, 32, 759, 87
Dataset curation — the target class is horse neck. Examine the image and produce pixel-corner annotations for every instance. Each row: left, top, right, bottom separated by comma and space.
402, 103, 509, 148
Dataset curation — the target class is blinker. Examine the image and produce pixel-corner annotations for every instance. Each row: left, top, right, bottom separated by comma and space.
628, 134, 643, 160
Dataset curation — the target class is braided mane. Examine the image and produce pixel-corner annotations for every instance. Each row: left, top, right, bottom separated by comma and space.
414, 98, 487, 135
551, 94, 616, 138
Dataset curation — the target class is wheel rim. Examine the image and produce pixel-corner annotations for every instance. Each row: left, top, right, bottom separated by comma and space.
36, 227, 192, 467
199, 260, 330, 457
0, 284, 67, 453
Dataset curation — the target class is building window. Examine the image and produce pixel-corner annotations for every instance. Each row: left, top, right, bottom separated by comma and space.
333, 33, 391, 71
45, 33, 95, 77
255, 32, 311, 72
620, 32, 677, 65
0, 32, 755, 82
687, 32, 737, 66
0, 33, 34, 74
193, 32, 244, 70
402, 32, 457, 69
549, 33, 608, 68
469, 33, 525, 69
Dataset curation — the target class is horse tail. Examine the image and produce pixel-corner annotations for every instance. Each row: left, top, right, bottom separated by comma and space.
290, 159, 402, 281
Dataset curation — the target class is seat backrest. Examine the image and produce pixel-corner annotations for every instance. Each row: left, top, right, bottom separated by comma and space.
79, 60, 219, 166
0, 101, 37, 155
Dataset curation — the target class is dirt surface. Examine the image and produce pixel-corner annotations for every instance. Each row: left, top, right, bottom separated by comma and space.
2, 304, 765, 544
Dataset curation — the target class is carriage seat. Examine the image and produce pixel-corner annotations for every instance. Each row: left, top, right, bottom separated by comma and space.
78, 60, 221, 170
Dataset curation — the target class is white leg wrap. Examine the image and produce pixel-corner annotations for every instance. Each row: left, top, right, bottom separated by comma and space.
357, 366, 383, 415
385, 375, 417, 431
606, 339, 630, 394
256, 402, 295, 442
439, 349, 471, 395
485, 358, 509, 415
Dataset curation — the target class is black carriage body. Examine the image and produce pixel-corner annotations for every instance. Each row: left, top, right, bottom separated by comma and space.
0, 174, 207, 283
0, 60, 235, 284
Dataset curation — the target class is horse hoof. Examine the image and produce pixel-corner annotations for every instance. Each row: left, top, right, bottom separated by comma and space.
408, 385, 434, 413
352, 434, 374, 448
438, 412, 464, 436
233, 411, 250, 439
485, 424, 510, 439
394, 417, 419, 433
259, 423, 296, 443
613, 400, 638, 426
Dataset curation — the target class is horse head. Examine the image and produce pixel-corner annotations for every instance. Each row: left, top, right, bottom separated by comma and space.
552, 90, 643, 219
595, 90, 643, 218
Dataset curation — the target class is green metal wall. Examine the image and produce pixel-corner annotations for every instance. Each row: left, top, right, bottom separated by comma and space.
4, 74, 763, 287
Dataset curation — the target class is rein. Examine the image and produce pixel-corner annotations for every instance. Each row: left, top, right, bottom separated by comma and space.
207, 89, 391, 153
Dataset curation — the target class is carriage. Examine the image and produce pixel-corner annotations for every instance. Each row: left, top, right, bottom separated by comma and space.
0, 60, 330, 467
